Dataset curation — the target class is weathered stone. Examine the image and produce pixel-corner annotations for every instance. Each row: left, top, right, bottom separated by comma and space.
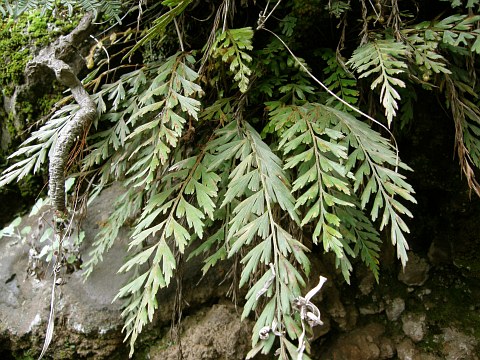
398, 252, 430, 286
0, 185, 131, 359
396, 338, 440, 360
320, 323, 386, 360
148, 304, 253, 360
396, 338, 417, 360
441, 327, 479, 360
379, 338, 395, 359
359, 300, 385, 315
401, 313, 426, 343
386, 298, 405, 322
359, 271, 376, 296
325, 284, 348, 330
0, 184, 232, 358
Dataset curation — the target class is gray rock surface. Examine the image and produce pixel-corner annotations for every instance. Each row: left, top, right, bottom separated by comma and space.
0, 184, 232, 359
401, 313, 427, 343
0, 185, 130, 359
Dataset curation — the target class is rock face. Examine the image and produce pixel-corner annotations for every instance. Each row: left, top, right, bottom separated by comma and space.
0, 185, 239, 359
320, 323, 394, 360
0, 185, 131, 359
401, 313, 426, 343
148, 304, 253, 360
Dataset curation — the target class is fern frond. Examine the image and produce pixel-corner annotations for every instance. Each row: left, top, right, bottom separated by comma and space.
332, 106, 416, 266
272, 103, 382, 282
115, 142, 220, 355
125, 0, 192, 59
122, 53, 201, 188
407, 14, 480, 55
207, 119, 309, 358
210, 27, 254, 93
2, 0, 123, 18
347, 39, 408, 126
0, 104, 79, 187
322, 49, 359, 112
82, 186, 143, 278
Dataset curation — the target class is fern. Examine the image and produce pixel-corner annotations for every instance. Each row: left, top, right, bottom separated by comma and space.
205, 120, 310, 359
408, 14, 480, 55
118, 53, 201, 188
269, 103, 384, 281
347, 39, 408, 126
115, 144, 220, 355
125, 0, 193, 58
0, 104, 79, 187
440, 0, 480, 8
321, 49, 359, 112
1, 0, 123, 18
210, 27, 254, 93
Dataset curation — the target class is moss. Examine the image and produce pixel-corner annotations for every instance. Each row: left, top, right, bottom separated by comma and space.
405, 266, 480, 354
0, 9, 80, 94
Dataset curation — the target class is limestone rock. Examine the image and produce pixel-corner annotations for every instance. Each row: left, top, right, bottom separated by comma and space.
0, 184, 231, 358
440, 327, 479, 360
320, 323, 393, 360
398, 253, 430, 286
396, 338, 440, 360
386, 298, 405, 322
401, 313, 426, 343
148, 304, 253, 360
396, 338, 416, 360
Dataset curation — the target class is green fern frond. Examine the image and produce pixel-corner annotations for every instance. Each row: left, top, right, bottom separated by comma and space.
125, 0, 193, 59
0, 104, 79, 187
273, 103, 382, 282
322, 49, 359, 112
124, 53, 201, 188
332, 106, 416, 266
115, 143, 220, 356
210, 27, 254, 93
440, 0, 479, 9
206, 119, 309, 358
347, 39, 408, 126
2, 0, 123, 18
408, 14, 480, 55
82, 186, 143, 278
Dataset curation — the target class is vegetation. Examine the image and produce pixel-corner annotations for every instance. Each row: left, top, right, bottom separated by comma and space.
1, 0, 480, 359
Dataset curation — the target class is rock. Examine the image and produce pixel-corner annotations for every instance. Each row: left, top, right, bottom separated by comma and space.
148, 304, 253, 360
440, 327, 479, 360
401, 313, 426, 343
325, 284, 348, 330
386, 298, 405, 321
0, 184, 232, 358
396, 338, 416, 360
396, 338, 440, 360
398, 252, 430, 286
379, 338, 395, 359
359, 297, 385, 315
320, 323, 389, 360
359, 271, 376, 296
0, 185, 131, 359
